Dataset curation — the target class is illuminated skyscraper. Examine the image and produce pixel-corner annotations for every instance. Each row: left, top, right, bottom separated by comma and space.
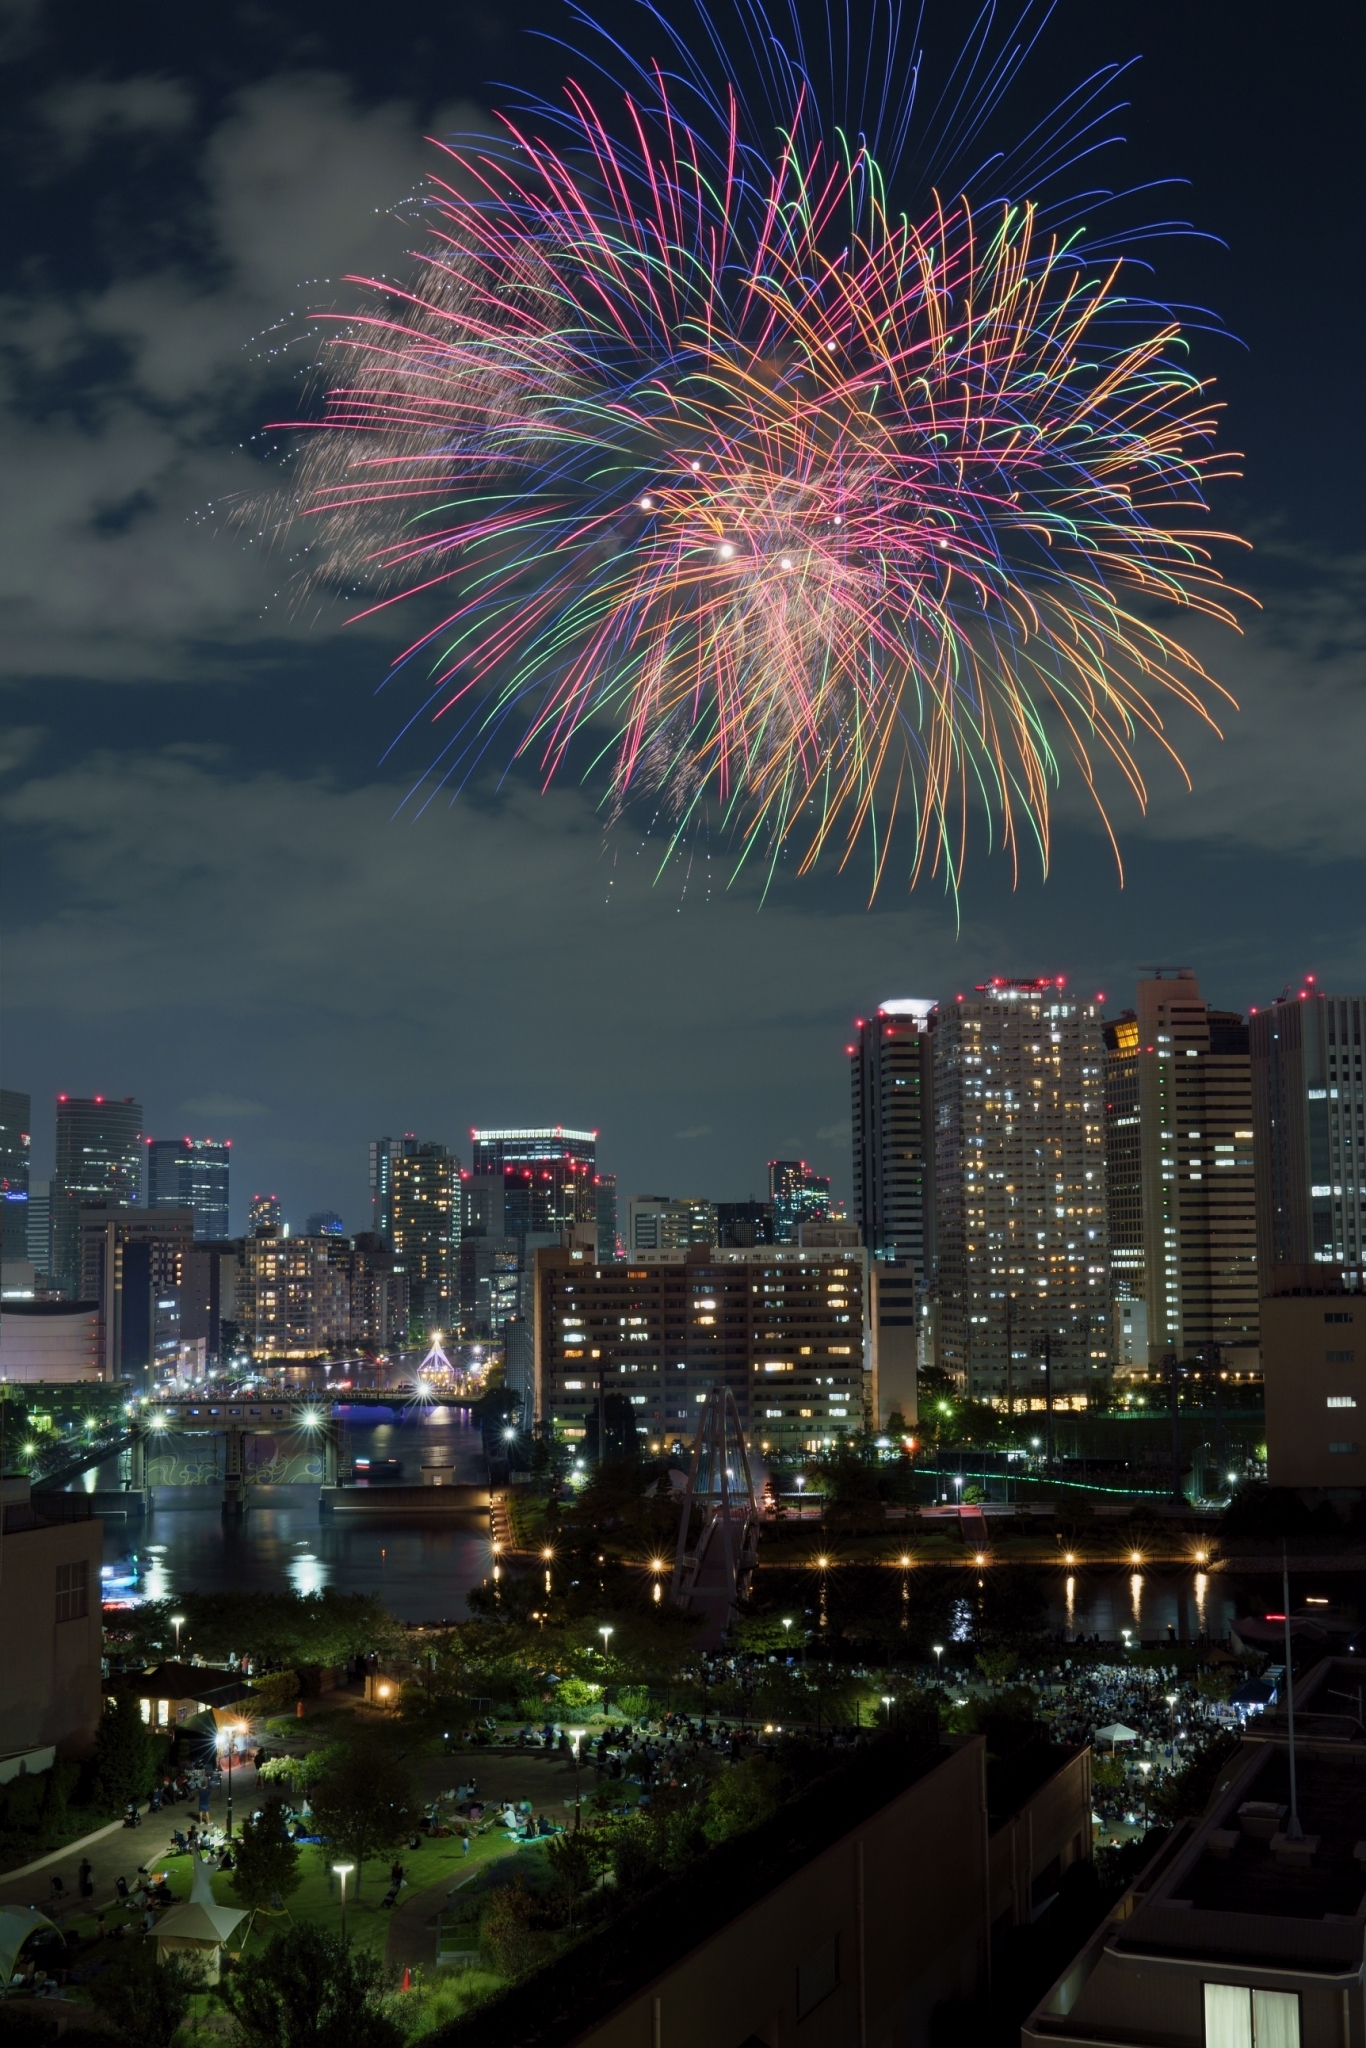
850, 1000, 936, 1270
146, 1136, 231, 1240
369, 1135, 418, 1244
0, 1088, 31, 1266
1251, 979, 1366, 1279
1107, 971, 1258, 1368
595, 1173, 619, 1262
247, 1193, 280, 1235
392, 1142, 459, 1331
51, 1096, 144, 1299
768, 1161, 833, 1244
934, 979, 1109, 1407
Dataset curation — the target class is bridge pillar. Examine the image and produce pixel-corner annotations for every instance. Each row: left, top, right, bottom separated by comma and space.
321, 1420, 339, 1488
222, 1429, 248, 1514
126, 1427, 146, 1492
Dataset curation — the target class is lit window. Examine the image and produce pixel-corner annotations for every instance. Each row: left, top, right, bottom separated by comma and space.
1204, 1985, 1298, 2048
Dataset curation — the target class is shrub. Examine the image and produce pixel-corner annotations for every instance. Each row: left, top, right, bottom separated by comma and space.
614, 1686, 651, 1721
553, 1678, 602, 1714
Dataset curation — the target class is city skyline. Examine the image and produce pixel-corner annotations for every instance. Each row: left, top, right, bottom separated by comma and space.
0, 4, 1361, 1251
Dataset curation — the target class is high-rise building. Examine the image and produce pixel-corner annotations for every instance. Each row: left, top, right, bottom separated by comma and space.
238, 1230, 353, 1357
769, 1161, 833, 1244
248, 1193, 280, 1235
850, 1001, 936, 1277
305, 1210, 345, 1237
594, 1173, 619, 1262
348, 1233, 409, 1351
146, 1136, 231, 1240
51, 1096, 144, 1298
460, 1128, 597, 1338
180, 1242, 241, 1372
392, 1142, 459, 1332
369, 1136, 418, 1244
534, 1241, 870, 1456
1251, 981, 1366, 1281
1104, 971, 1258, 1368
26, 1180, 51, 1278
627, 1196, 717, 1252
0, 1089, 31, 1266
716, 1200, 776, 1248
79, 1207, 194, 1381
933, 979, 1109, 1406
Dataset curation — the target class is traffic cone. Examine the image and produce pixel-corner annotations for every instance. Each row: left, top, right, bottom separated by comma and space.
401, 1969, 412, 1993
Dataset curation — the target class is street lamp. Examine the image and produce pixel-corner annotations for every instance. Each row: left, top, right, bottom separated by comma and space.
1138, 1760, 1152, 1830
333, 1863, 355, 1941
218, 1721, 247, 1838
569, 1728, 586, 1820
599, 1624, 614, 1664
649, 1559, 665, 1604
171, 1614, 186, 1654
932, 1644, 944, 1678
881, 1694, 894, 1726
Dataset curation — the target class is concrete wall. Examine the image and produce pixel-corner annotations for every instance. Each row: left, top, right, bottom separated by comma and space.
569, 1739, 992, 2048
0, 1304, 101, 1382
988, 1748, 1092, 1935
1263, 1290, 1365, 1487
0, 1509, 104, 1758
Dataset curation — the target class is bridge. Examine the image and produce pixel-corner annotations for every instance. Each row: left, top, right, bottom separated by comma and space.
671, 1386, 759, 1646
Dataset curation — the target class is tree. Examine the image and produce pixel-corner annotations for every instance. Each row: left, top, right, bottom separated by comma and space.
90, 1691, 155, 1814
87, 1939, 201, 2048
308, 1746, 417, 1899
479, 1881, 546, 1975
217, 1923, 403, 2048
231, 1798, 303, 1915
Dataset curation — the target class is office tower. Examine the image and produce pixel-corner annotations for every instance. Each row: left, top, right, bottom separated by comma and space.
1251, 981, 1366, 1279
392, 1142, 459, 1331
27, 1180, 51, 1276
769, 1161, 833, 1244
1102, 1011, 1146, 1370
51, 1096, 144, 1298
238, 1231, 353, 1357
146, 1136, 231, 1240
0, 1089, 31, 1265
248, 1193, 280, 1235
305, 1210, 345, 1237
1104, 971, 1258, 1368
595, 1173, 619, 1262
716, 1200, 777, 1248
627, 1195, 718, 1252
534, 1240, 870, 1456
850, 1001, 936, 1276
369, 1135, 418, 1243
79, 1207, 193, 1381
469, 1127, 598, 1244
934, 979, 1109, 1406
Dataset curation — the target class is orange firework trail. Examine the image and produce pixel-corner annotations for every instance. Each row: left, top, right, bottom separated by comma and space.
277, 2, 1248, 896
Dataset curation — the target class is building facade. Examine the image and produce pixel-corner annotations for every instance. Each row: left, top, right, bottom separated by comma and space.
247, 1193, 279, 1235
534, 1242, 870, 1456
769, 1160, 833, 1243
594, 1173, 619, 1262
0, 1476, 104, 1760
1106, 971, 1259, 1368
1260, 1264, 1365, 1489
27, 1178, 51, 1279
0, 1087, 31, 1267
79, 1207, 194, 1381
392, 1142, 459, 1332
368, 1135, 419, 1244
51, 1096, 144, 1298
851, 999, 937, 1277
626, 1196, 718, 1252
239, 1231, 353, 1356
933, 979, 1109, 1406
146, 1136, 231, 1240
1251, 983, 1366, 1282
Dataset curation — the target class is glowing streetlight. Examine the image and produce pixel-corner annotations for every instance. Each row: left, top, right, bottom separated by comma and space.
881, 1694, 894, 1725
932, 1644, 944, 1677
217, 1720, 248, 1837
333, 1863, 355, 1941
599, 1624, 614, 1662
171, 1614, 186, 1653
569, 1728, 587, 1818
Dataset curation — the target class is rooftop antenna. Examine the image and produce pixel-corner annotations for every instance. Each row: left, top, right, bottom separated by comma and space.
1282, 1541, 1303, 1840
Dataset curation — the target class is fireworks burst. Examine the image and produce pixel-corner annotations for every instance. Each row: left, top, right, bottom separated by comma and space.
277, 2, 1247, 894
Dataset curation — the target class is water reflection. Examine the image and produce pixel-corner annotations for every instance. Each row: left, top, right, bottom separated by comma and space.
1130, 1572, 1143, 1628
1048, 1568, 1241, 1643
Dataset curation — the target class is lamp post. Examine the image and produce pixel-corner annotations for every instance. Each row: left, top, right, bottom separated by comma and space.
333, 1863, 354, 1942
932, 1644, 944, 1680
219, 1722, 246, 1838
569, 1729, 586, 1822
171, 1614, 186, 1655
599, 1624, 614, 1660
1165, 1692, 1179, 1758
881, 1694, 894, 1727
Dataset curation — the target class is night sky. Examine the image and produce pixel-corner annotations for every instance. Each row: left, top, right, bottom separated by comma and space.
1, 0, 1360, 1231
